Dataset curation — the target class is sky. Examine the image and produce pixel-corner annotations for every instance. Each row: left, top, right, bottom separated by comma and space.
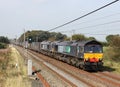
0, 0, 120, 41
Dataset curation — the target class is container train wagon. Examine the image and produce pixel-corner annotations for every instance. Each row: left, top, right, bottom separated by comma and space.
18, 40, 103, 71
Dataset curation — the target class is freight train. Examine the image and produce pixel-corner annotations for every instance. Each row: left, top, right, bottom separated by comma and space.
16, 40, 103, 71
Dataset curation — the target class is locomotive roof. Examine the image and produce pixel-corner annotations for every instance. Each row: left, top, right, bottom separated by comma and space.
77, 40, 102, 46
40, 40, 102, 46
41, 41, 51, 44
55, 41, 72, 45
70, 40, 102, 46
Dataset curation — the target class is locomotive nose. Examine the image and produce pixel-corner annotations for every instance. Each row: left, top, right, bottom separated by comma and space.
89, 57, 99, 62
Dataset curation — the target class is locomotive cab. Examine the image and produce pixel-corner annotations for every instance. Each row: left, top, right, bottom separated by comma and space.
83, 40, 103, 70
77, 40, 103, 70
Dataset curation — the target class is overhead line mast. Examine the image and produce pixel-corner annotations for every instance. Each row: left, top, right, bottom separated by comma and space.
48, 0, 119, 31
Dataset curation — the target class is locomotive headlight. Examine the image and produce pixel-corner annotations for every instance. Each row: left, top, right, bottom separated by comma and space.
85, 58, 89, 61
99, 58, 103, 61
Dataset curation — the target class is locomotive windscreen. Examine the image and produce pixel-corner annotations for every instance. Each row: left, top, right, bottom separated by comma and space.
84, 45, 102, 53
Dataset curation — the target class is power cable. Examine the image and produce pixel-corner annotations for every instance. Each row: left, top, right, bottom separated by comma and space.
65, 12, 120, 28
62, 32, 119, 36
48, 0, 119, 31
73, 29, 119, 35
76, 20, 120, 30
59, 20, 120, 33
78, 33, 110, 36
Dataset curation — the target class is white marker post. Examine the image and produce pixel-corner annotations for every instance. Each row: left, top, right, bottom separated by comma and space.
28, 59, 32, 75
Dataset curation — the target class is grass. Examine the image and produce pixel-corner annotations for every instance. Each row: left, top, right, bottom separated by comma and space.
0, 48, 10, 87
103, 47, 120, 74
0, 43, 8, 49
0, 46, 31, 87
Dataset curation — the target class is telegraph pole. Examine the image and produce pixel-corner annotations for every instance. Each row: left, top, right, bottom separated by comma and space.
70, 30, 75, 41
15, 35, 17, 45
24, 29, 26, 48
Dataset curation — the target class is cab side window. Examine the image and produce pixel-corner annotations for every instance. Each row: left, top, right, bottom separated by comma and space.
77, 46, 84, 53
80, 46, 84, 53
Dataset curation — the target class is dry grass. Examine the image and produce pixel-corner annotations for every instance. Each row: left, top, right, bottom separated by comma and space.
0, 48, 10, 87
3, 46, 31, 87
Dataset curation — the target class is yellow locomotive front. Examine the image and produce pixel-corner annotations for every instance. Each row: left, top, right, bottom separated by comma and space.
83, 42, 103, 70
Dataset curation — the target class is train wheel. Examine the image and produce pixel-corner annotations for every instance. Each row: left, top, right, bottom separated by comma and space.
98, 66, 103, 71
79, 62, 84, 69
66, 58, 71, 64
92, 65, 98, 71
71, 58, 77, 66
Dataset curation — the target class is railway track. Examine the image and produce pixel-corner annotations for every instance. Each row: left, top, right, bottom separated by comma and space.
16, 46, 120, 87
27, 49, 104, 87
27, 49, 91, 87
30, 54, 77, 87
32, 66, 50, 87
16, 46, 77, 87
92, 71, 120, 85
99, 71, 120, 81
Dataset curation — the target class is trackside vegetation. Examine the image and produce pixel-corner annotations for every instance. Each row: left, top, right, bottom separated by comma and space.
0, 36, 9, 49
19, 30, 67, 42
103, 35, 120, 73
105, 35, 120, 61
0, 46, 31, 87
0, 48, 10, 87
18, 30, 96, 43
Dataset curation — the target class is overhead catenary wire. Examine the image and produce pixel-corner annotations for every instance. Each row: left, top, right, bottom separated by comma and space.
61, 32, 119, 36
59, 20, 120, 33
53, 12, 120, 33
62, 32, 120, 36
75, 33, 119, 36
48, 0, 119, 31
74, 20, 120, 31
64, 12, 120, 28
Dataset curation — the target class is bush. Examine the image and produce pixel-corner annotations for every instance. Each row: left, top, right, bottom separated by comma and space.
101, 41, 109, 47
0, 43, 7, 49
0, 36, 9, 44
105, 35, 120, 62
110, 36, 120, 48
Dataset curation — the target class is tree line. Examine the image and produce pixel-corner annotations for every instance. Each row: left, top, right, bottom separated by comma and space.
0, 36, 9, 49
18, 30, 120, 47
18, 30, 67, 43
18, 30, 96, 43
105, 35, 120, 61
